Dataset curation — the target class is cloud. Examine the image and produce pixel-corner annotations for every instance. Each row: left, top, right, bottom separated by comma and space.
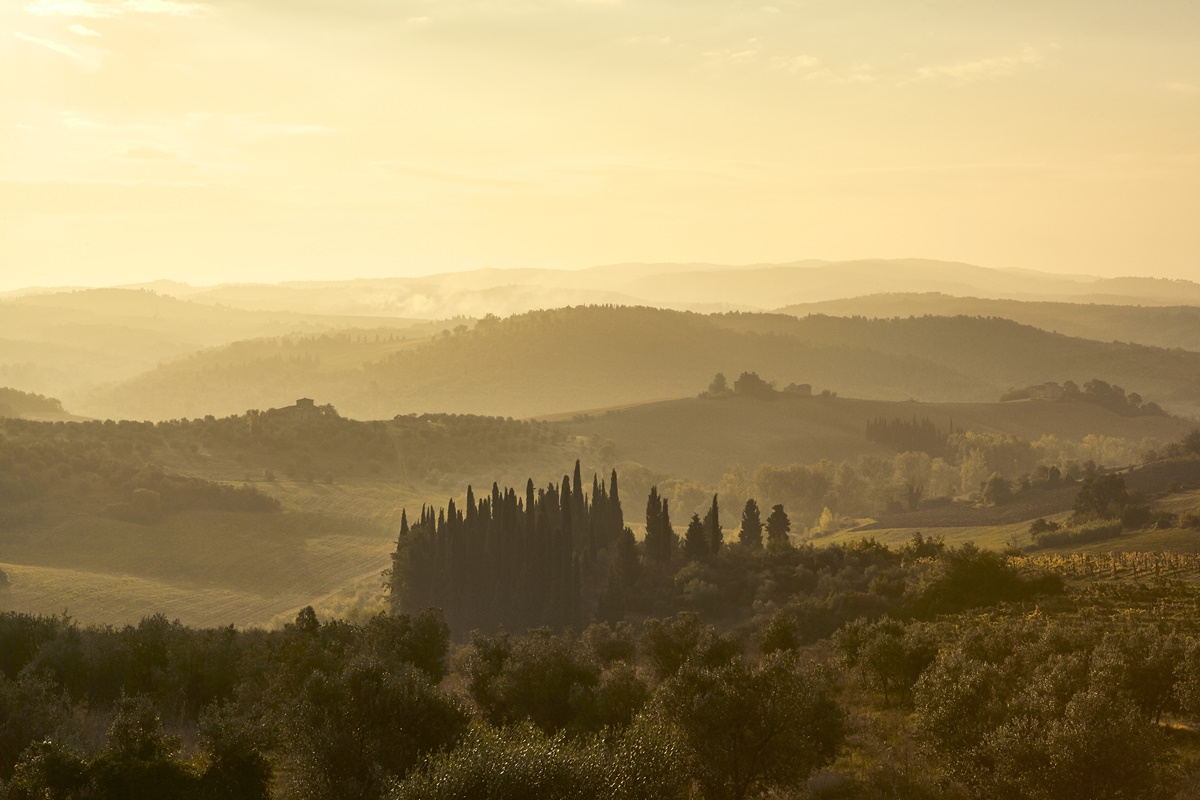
769, 54, 819, 74
12, 31, 106, 71
370, 163, 529, 190
913, 47, 1042, 84
1165, 81, 1199, 94
117, 145, 183, 159
236, 120, 335, 139
25, 0, 207, 18
0, 179, 247, 215
68, 22, 101, 35
702, 47, 760, 66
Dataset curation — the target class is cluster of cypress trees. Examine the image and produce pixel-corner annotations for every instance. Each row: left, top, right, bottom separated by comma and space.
865, 415, 951, 457
646, 488, 726, 563
388, 461, 626, 633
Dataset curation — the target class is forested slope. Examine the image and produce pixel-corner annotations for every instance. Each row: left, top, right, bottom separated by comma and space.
779, 292, 1200, 352
90, 305, 1200, 421
89, 307, 987, 420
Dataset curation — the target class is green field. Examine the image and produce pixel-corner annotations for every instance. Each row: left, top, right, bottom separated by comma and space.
0, 477, 428, 628
820, 489, 1200, 556
560, 394, 1190, 484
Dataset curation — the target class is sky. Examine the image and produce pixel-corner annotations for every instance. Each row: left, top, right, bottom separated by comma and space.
2, 0, 1198, 289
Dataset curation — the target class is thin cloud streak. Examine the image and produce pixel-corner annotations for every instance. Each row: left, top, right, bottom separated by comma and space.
25, 0, 208, 18
911, 47, 1043, 85
12, 31, 107, 71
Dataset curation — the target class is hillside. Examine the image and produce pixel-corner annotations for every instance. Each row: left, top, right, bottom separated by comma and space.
0, 387, 66, 419
557, 393, 1195, 484
711, 313, 1200, 416
86, 306, 994, 420
0, 410, 600, 628
0, 288, 434, 409
778, 293, 1200, 352
88, 305, 1200, 421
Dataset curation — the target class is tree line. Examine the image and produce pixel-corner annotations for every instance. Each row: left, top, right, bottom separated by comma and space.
3, 566, 1200, 798
388, 462, 1064, 637
388, 462, 627, 633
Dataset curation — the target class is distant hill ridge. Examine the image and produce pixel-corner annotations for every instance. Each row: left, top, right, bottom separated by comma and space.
777, 293, 1200, 352
555, 392, 1194, 484
19, 258, 1194, 318
85, 305, 1200, 421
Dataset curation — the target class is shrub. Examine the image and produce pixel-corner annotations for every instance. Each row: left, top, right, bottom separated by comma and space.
1031, 520, 1123, 549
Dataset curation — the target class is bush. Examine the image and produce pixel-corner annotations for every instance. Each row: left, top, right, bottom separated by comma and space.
1029, 518, 1060, 537
657, 652, 844, 800
391, 717, 691, 800
1120, 504, 1152, 530
1031, 520, 1123, 549
282, 657, 468, 800
915, 620, 1169, 800
390, 723, 606, 800
910, 544, 1061, 615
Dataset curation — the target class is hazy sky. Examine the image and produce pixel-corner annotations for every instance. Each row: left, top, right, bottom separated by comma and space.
2, 0, 1198, 288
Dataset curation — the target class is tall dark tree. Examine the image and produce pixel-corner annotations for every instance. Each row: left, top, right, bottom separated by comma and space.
739, 499, 763, 550
613, 527, 640, 587
660, 499, 674, 562
644, 486, 670, 563
609, 470, 624, 535
684, 513, 708, 561
765, 504, 791, 549
704, 495, 723, 556
389, 465, 623, 634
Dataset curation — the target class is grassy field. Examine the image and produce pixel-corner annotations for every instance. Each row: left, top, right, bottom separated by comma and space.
0, 475, 441, 629
819, 519, 1049, 550
560, 394, 1192, 483
819, 488, 1200, 554
0, 435, 602, 629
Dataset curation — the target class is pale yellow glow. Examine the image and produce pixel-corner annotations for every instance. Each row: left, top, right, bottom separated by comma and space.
1, 0, 1198, 288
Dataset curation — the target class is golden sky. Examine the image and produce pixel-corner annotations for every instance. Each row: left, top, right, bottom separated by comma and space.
2, 0, 1198, 288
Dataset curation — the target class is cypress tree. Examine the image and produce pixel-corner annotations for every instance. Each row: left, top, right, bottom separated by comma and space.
684, 513, 708, 560
614, 526, 639, 587
739, 498, 763, 550
660, 498, 674, 562
766, 503, 792, 549
610, 469, 624, 537
645, 486, 665, 562
704, 494, 723, 555
387, 465, 635, 634
572, 460, 585, 523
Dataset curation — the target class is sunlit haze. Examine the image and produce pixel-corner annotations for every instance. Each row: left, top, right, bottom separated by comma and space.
2, 0, 1198, 288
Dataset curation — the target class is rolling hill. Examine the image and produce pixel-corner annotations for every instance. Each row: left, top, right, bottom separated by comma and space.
128, 259, 1200, 317
556, 393, 1195, 484
84, 306, 991, 420
778, 293, 1200, 352
711, 313, 1200, 416
86, 305, 1200, 421
0, 288, 434, 409
0, 409, 600, 628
